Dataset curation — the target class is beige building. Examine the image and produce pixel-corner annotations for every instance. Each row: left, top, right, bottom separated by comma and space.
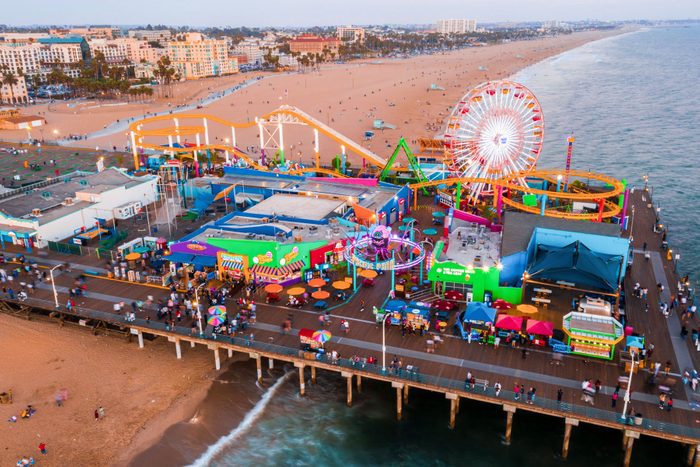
0, 75, 29, 105
49, 27, 120, 40
169, 33, 238, 80
0, 37, 88, 78
231, 38, 267, 65
88, 38, 167, 65
289, 34, 341, 56
337, 26, 365, 43
436, 19, 477, 34
128, 29, 172, 43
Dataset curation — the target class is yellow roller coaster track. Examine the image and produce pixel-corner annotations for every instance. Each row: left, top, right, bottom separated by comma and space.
128, 106, 387, 172
408, 169, 625, 220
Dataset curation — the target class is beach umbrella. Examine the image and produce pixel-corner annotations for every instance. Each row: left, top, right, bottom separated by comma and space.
308, 278, 326, 289
493, 299, 514, 310
332, 281, 351, 290
312, 290, 330, 300
517, 304, 539, 315
312, 330, 332, 344
432, 211, 446, 218
359, 269, 378, 279
207, 314, 226, 326
264, 283, 284, 294
287, 286, 306, 296
444, 290, 464, 301
422, 228, 438, 236
208, 305, 227, 316
125, 252, 141, 261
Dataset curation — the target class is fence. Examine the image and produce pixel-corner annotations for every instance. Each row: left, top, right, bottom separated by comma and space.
47, 241, 116, 262
4, 293, 700, 442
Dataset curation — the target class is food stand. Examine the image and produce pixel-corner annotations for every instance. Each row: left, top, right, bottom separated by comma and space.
456, 302, 496, 340
525, 319, 554, 347
562, 311, 624, 360
495, 314, 524, 334
577, 296, 613, 316
383, 299, 407, 325
299, 328, 321, 352
406, 301, 431, 329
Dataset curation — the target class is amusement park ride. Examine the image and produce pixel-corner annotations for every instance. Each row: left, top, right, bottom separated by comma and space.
128, 79, 626, 223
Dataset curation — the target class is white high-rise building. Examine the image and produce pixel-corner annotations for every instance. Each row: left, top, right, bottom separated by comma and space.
436, 19, 477, 34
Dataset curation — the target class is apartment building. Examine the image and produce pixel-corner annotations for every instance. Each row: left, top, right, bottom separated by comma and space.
289, 34, 341, 55
49, 26, 120, 40
436, 19, 477, 34
88, 38, 167, 65
0, 74, 29, 105
336, 26, 365, 43
169, 33, 238, 80
128, 29, 172, 43
0, 37, 89, 78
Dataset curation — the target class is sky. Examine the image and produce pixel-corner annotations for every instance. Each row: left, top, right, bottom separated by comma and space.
3, 0, 699, 27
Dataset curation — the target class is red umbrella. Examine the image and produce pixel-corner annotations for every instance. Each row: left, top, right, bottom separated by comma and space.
495, 314, 524, 332
444, 290, 464, 301
493, 299, 514, 310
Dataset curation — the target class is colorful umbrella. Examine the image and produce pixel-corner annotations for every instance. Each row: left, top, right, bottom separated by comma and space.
308, 278, 326, 288
207, 314, 226, 326
332, 281, 351, 290
125, 252, 141, 261
264, 283, 284, 294
493, 299, 514, 310
287, 287, 306, 296
359, 269, 378, 279
312, 290, 330, 300
312, 330, 332, 344
208, 305, 227, 316
517, 304, 539, 314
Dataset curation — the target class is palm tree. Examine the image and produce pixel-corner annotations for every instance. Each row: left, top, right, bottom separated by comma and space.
1, 69, 19, 105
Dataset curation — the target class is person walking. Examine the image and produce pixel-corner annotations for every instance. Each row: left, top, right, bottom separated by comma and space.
667, 397, 673, 412
465, 371, 472, 390
557, 388, 563, 403
98, 406, 105, 419
519, 384, 525, 401
38, 443, 47, 455
494, 382, 502, 397
513, 382, 520, 400
612, 391, 618, 408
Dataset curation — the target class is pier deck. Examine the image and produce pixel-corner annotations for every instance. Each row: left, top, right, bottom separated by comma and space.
1, 187, 699, 464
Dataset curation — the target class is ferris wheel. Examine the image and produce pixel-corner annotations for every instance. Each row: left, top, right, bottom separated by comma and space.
444, 80, 544, 202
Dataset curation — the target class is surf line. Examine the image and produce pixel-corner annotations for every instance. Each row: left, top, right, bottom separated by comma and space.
188, 371, 293, 466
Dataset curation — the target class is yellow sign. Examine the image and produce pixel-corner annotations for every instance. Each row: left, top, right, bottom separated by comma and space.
282, 246, 299, 264
254, 251, 273, 265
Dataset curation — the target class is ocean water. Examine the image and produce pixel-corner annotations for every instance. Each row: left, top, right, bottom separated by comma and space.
137, 28, 699, 467
513, 26, 700, 284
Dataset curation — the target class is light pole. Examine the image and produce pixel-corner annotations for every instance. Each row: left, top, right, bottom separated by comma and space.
621, 350, 637, 423
49, 264, 61, 308
194, 282, 206, 336
629, 205, 636, 242
382, 313, 387, 372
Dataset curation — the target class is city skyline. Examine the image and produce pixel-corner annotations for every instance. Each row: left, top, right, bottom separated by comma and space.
3, 0, 699, 27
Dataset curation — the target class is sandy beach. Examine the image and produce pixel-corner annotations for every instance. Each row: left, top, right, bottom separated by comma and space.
0, 313, 216, 466
0, 28, 629, 466
1, 29, 624, 169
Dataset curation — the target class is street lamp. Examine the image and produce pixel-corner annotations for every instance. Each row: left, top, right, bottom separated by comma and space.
49, 264, 62, 308
194, 282, 206, 336
382, 309, 387, 372
621, 350, 638, 423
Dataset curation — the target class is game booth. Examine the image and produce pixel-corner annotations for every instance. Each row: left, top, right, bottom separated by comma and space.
562, 311, 624, 360
406, 302, 431, 331
456, 302, 496, 340
217, 251, 250, 282
525, 319, 555, 347
384, 299, 407, 325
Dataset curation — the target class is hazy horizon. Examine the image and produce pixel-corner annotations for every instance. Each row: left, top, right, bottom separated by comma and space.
3, 0, 699, 28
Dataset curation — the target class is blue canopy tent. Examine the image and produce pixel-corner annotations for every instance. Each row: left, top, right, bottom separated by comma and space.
455, 302, 497, 340
385, 299, 407, 313
526, 240, 623, 293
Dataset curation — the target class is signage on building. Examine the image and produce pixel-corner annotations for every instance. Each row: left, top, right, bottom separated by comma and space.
253, 251, 273, 264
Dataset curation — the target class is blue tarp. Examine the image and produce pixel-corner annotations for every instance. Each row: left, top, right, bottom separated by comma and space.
191, 255, 217, 267
526, 240, 622, 293
463, 302, 497, 324
385, 299, 407, 312
164, 252, 195, 264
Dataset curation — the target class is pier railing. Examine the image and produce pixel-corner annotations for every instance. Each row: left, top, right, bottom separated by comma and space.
7, 294, 700, 442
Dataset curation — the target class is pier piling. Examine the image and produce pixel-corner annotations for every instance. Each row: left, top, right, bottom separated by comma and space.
687, 444, 697, 466
227, 348, 233, 358
403, 384, 409, 405
342, 372, 353, 407
137, 330, 144, 349
356, 374, 362, 392
446, 393, 458, 429
503, 405, 516, 445
175, 339, 181, 359
623, 430, 639, 467
190, 341, 195, 348
311, 366, 317, 384
392, 382, 404, 421
562, 418, 579, 459
254, 354, 262, 383
268, 357, 274, 370
211, 346, 221, 371
294, 362, 305, 396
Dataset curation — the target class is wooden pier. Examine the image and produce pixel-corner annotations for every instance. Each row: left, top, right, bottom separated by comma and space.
1, 186, 699, 466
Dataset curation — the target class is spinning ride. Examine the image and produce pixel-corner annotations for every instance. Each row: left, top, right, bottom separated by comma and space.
344, 225, 426, 290
444, 80, 544, 202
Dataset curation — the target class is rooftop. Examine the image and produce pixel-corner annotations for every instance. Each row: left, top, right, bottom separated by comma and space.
440, 219, 502, 269
242, 194, 346, 221
500, 211, 621, 257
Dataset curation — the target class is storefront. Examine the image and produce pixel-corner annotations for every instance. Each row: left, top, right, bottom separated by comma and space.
217, 251, 250, 282
562, 311, 624, 360
309, 240, 346, 280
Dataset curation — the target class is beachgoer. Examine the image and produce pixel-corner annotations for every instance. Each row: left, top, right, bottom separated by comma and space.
39, 443, 46, 455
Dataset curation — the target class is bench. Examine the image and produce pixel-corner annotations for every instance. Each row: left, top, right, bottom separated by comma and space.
465, 378, 489, 391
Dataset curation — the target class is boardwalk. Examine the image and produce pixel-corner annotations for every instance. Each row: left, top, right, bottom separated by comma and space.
1, 186, 699, 465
